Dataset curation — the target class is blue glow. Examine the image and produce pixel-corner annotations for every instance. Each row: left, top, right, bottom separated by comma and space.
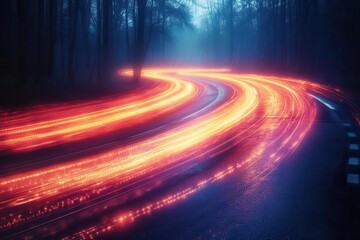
309, 94, 336, 110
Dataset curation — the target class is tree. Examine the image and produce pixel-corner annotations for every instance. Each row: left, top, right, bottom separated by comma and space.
133, 0, 147, 83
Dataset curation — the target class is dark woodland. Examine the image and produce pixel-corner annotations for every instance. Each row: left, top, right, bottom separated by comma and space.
0, 0, 359, 104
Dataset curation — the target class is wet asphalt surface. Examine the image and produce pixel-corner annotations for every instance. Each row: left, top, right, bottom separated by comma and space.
102, 100, 360, 240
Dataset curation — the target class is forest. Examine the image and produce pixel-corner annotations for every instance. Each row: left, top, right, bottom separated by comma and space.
0, 0, 359, 105
1, 1, 360, 239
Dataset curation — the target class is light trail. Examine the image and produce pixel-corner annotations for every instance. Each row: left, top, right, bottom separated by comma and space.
0, 74, 198, 152
1, 68, 355, 239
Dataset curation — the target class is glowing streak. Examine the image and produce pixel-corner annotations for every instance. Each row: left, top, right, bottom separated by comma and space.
309, 94, 336, 110
2, 68, 356, 239
0, 76, 198, 152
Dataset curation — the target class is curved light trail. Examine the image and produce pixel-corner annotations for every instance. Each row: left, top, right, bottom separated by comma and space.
0, 74, 198, 152
1, 68, 355, 239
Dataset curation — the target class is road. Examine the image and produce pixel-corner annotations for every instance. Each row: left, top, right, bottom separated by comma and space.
0, 69, 359, 239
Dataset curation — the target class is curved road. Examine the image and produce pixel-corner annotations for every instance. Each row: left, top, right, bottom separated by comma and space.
0, 69, 358, 239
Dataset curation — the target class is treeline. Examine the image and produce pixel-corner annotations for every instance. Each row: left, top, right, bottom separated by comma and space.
199, 0, 360, 88
0, 0, 192, 96
0, 0, 359, 99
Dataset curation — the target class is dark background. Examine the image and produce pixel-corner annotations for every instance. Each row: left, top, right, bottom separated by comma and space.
0, 0, 359, 105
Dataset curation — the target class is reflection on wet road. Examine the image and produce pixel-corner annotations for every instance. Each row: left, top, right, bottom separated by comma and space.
0, 69, 357, 239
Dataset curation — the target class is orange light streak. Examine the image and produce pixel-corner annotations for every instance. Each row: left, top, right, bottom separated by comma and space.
3, 68, 354, 240
0, 74, 197, 152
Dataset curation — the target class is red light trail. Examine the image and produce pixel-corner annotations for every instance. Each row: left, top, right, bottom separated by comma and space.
0, 68, 353, 239
0, 73, 198, 152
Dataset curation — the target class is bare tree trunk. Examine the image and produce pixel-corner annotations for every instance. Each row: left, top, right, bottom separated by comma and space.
125, 0, 130, 62
38, 0, 45, 84
96, 0, 102, 84
258, 0, 264, 62
48, 0, 57, 81
102, 0, 112, 82
281, 0, 286, 65
17, 0, 31, 97
145, 0, 154, 52
60, 0, 65, 82
133, 0, 137, 57
228, 0, 234, 65
272, 0, 276, 60
162, 0, 166, 61
133, 0, 147, 83
10, 0, 19, 86
68, 0, 79, 84
80, 0, 91, 71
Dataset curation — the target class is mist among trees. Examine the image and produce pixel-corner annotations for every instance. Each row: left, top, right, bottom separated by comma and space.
0, 0, 359, 104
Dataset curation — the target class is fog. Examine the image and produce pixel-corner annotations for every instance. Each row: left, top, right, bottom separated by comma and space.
1, 0, 359, 105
